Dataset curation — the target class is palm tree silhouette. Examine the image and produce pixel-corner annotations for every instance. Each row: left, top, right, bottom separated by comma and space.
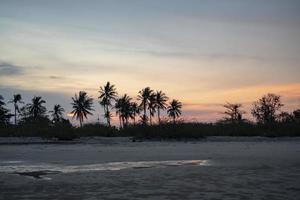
167, 99, 182, 124
148, 93, 156, 125
28, 96, 46, 118
71, 91, 94, 127
137, 87, 153, 125
49, 104, 65, 123
155, 91, 168, 124
115, 94, 132, 127
98, 82, 117, 127
8, 94, 24, 125
130, 102, 140, 125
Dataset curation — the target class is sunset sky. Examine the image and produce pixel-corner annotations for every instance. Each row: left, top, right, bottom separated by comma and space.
0, 0, 300, 124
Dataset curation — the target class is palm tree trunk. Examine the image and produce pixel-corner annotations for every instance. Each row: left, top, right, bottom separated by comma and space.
106, 105, 110, 127
173, 116, 175, 124
79, 117, 82, 128
157, 108, 160, 124
119, 115, 122, 128
143, 102, 146, 124
149, 112, 152, 125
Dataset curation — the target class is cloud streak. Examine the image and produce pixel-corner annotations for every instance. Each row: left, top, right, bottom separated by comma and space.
0, 61, 23, 76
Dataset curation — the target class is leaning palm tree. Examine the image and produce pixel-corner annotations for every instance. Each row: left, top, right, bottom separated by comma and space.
8, 94, 24, 125
167, 99, 182, 124
71, 91, 94, 127
98, 82, 118, 127
155, 91, 168, 124
137, 87, 153, 124
28, 96, 47, 118
49, 104, 65, 123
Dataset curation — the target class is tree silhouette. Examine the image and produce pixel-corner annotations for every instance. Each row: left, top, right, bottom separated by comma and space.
49, 104, 65, 123
115, 94, 133, 127
71, 91, 94, 127
155, 91, 168, 124
251, 93, 283, 124
98, 82, 117, 127
28, 96, 47, 119
223, 103, 245, 123
293, 109, 300, 123
148, 93, 156, 125
8, 94, 24, 125
0, 95, 11, 125
167, 99, 182, 124
130, 102, 140, 125
137, 87, 153, 125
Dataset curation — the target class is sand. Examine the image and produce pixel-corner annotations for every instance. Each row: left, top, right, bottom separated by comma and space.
0, 137, 300, 200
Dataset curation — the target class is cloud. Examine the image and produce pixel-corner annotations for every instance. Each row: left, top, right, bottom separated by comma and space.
0, 61, 23, 76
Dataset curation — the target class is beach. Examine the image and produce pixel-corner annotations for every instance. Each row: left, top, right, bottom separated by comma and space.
0, 137, 300, 200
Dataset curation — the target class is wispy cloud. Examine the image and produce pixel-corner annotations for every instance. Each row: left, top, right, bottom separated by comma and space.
0, 61, 23, 76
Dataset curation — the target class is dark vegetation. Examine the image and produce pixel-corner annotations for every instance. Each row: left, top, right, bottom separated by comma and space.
0, 83, 300, 140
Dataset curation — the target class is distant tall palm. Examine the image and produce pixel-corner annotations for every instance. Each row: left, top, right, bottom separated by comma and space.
71, 91, 94, 127
8, 94, 24, 125
49, 104, 65, 123
167, 99, 182, 124
98, 82, 117, 127
28, 96, 46, 118
155, 91, 168, 124
137, 87, 153, 124
148, 94, 156, 125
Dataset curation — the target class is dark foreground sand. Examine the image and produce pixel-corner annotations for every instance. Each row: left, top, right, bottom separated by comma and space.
0, 137, 300, 200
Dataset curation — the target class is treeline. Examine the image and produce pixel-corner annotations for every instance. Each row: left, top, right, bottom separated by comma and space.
0, 82, 300, 140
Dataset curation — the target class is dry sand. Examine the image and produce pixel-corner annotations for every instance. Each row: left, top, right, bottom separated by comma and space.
0, 137, 300, 200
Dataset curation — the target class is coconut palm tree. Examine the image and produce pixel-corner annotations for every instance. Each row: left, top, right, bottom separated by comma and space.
148, 93, 156, 125
71, 91, 94, 127
115, 94, 132, 127
137, 87, 153, 124
130, 102, 140, 125
28, 96, 47, 118
167, 99, 182, 124
8, 94, 24, 125
49, 104, 65, 123
98, 82, 118, 127
155, 91, 168, 124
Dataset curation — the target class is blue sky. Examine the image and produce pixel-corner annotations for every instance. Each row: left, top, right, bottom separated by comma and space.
0, 0, 300, 123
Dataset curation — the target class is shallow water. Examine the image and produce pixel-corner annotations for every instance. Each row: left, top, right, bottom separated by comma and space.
0, 137, 300, 200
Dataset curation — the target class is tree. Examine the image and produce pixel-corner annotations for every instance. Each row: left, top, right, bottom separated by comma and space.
155, 91, 168, 124
71, 91, 94, 127
49, 104, 65, 123
115, 94, 133, 128
0, 95, 11, 125
8, 94, 24, 125
167, 99, 182, 124
130, 102, 140, 125
28, 96, 47, 119
223, 103, 245, 123
278, 112, 294, 123
292, 109, 300, 123
148, 93, 156, 125
137, 87, 153, 125
251, 93, 283, 124
98, 82, 117, 127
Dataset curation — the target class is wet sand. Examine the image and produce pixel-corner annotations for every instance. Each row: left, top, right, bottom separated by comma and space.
0, 137, 300, 200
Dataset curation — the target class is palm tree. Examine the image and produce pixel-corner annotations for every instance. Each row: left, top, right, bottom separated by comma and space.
155, 91, 168, 124
98, 82, 118, 127
28, 96, 47, 118
130, 102, 140, 125
167, 99, 182, 124
115, 94, 132, 127
137, 87, 153, 124
71, 91, 94, 127
148, 93, 156, 125
8, 94, 24, 125
0, 95, 11, 125
49, 104, 65, 123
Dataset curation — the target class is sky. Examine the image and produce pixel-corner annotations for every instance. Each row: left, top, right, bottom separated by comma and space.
0, 0, 300, 124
